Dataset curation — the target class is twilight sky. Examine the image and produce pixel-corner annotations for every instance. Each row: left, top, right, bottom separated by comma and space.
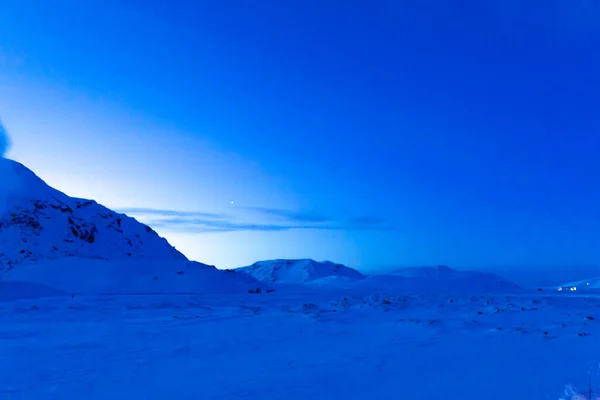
0, 0, 599, 273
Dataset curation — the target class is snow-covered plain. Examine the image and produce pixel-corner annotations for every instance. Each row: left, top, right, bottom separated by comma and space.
1, 288, 600, 399
2, 158, 599, 399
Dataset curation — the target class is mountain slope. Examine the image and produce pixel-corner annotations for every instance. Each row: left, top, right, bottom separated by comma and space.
0, 158, 186, 269
236, 259, 365, 284
3, 258, 268, 295
0, 280, 67, 300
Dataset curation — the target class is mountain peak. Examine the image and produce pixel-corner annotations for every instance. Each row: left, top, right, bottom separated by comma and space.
0, 158, 61, 203
0, 158, 187, 268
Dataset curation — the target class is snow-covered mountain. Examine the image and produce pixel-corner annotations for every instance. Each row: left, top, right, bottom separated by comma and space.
0, 158, 186, 269
361, 265, 520, 294
0, 157, 270, 296
388, 265, 460, 278
236, 261, 519, 294
236, 259, 365, 284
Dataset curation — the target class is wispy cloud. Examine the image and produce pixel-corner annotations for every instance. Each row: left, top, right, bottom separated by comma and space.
115, 207, 227, 219
120, 206, 392, 233
147, 218, 293, 233
246, 207, 332, 223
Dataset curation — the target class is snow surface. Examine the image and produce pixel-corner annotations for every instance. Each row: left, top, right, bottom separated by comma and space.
0, 158, 186, 268
0, 280, 67, 300
1, 290, 600, 399
236, 259, 365, 284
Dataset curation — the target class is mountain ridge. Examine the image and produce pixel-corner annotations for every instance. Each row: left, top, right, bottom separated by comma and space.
236, 258, 365, 284
0, 157, 187, 269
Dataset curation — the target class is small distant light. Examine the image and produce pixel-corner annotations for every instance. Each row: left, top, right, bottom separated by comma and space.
558, 287, 563, 291
587, 282, 590, 286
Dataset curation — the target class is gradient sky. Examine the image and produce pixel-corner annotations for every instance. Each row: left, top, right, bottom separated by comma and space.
0, 0, 599, 274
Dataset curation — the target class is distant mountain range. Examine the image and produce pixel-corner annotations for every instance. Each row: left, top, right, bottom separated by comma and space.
236, 260, 520, 294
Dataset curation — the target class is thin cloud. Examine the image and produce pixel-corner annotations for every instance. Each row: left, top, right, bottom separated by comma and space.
121, 206, 392, 233
116, 207, 227, 219
246, 207, 332, 223
147, 217, 293, 233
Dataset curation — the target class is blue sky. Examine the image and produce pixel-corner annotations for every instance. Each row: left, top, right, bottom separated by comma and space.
0, 0, 599, 274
